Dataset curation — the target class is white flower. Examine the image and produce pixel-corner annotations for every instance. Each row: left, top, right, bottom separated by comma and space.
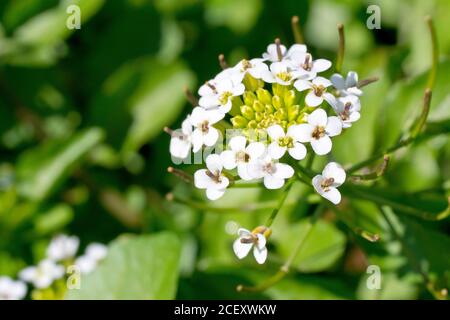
232, 58, 269, 81
19, 260, 65, 289
190, 107, 224, 152
267, 124, 307, 160
312, 162, 346, 204
233, 228, 267, 264
263, 42, 307, 62
0, 277, 26, 300
333, 95, 361, 128
288, 52, 331, 80
169, 117, 193, 159
194, 154, 229, 200
248, 155, 294, 189
296, 108, 342, 155
293, 77, 336, 107
220, 136, 265, 180
75, 243, 108, 274
198, 78, 245, 113
330, 71, 362, 96
46, 234, 79, 262
262, 61, 304, 85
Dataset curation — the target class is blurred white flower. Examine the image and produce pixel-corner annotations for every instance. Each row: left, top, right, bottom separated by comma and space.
233, 228, 268, 264
333, 95, 361, 128
190, 107, 224, 152
248, 155, 294, 189
296, 108, 342, 155
330, 71, 362, 96
312, 162, 346, 204
19, 260, 65, 289
220, 136, 266, 180
194, 154, 229, 200
293, 77, 336, 107
75, 243, 108, 274
267, 124, 307, 160
46, 234, 79, 262
0, 277, 27, 300
169, 117, 192, 159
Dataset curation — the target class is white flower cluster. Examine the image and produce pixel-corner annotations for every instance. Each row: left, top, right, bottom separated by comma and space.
0, 234, 107, 300
168, 42, 364, 201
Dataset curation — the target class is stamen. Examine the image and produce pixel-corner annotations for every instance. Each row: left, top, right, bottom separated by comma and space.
321, 177, 335, 191
200, 121, 209, 133
301, 54, 312, 71
311, 126, 325, 139
206, 81, 217, 93
205, 170, 222, 183
312, 84, 325, 96
236, 151, 250, 163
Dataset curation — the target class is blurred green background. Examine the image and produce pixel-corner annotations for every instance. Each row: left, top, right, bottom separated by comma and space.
0, 0, 449, 299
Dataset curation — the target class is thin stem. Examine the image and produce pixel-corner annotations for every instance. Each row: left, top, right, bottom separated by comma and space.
237, 204, 324, 293
291, 16, 303, 44
357, 76, 379, 88
335, 24, 345, 74
167, 167, 193, 184
350, 155, 389, 181
409, 89, 432, 138
265, 178, 295, 227
425, 16, 438, 89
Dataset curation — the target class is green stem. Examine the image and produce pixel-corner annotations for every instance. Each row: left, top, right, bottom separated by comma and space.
265, 178, 295, 227
425, 16, 438, 89
238, 204, 324, 293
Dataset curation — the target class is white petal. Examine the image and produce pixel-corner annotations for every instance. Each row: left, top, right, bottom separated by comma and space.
288, 142, 307, 160
214, 176, 229, 190
293, 79, 312, 92
191, 129, 204, 152
194, 169, 211, 189
325, 116, 342, 137
287, 44, 307, 56
346, 71, 358, 87
229, 135, 247, 152
246, 142, 266, 159
295, 124, 314, 142
198, 82, 215, 96
264, 175, 285, 189
330, 73, 345, 90
312, 175, 325, 195
322, 187, 342, 204
313, 76, 332, 88
205, 153, 222, 172
199, 95, 219, 108
170, 137, 191, 159
268, 142, 286, 159
348, 111, 361, 123
323, 162, 346, 186
312, 59, 332, 73
267, 124, 285, 140
232, 83, 246, 96
238, 228, 252, 237
207, 109, 226, 124
247, 161, 264, 179
206, 188, 225, 200
233, 238, 253, 259
253, 246, 268, 264
274, 163, 294, 179
221, 150, 237, 170
323, 93, 337, 107
203, 127, 219, 147
305, 91, 323, 107
255, 233, 266, 250
307, 108, 328, 127
85, 243, 108, 261
19, 267, 36, 282
190, 107, 207, 125
311, 135, 332, 155
237, 163, 252, 180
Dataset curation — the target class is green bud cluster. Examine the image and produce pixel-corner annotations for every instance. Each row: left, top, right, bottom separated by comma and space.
230, 74, 310, 139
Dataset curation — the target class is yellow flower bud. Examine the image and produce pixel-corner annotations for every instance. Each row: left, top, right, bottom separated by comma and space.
231, 115, 248, 128
256, 88, 272, 105
240, 105, 255, 120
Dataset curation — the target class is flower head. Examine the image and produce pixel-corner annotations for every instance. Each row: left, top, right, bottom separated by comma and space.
289, 52, 331, 80
190, 107, 224, 152
312, 162, 346, 204
220, 136, 265, 180
294, 77, 336, 107
198, 78, 245, 113
194, 154, 230, 200
333, 95, 361, 128
330, 71, 362, 96
233, 227, 268, 264
46, 234, 79, 262
0, 277, 26, 300
19, 260, 65, 289
233, 58, 269, 81
267, 124, 307, 160
75, 243, 108, 274
169, 117, 193, 159
248, 154, 294, 189
262, 61, 304, 85
296, 108, 342, 155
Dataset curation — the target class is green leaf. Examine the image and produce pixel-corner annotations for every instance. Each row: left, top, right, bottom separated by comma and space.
16, 128, 104, 201
275, 218, 346, 273
65, 232, 181, 299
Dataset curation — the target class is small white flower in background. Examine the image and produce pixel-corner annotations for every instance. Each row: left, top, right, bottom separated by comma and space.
312, 162, 346, 204
233, 58, 269, 81
198, 78, 245, 113
330, 71, 363, 96
248, 155, 294, 189
333, 95, 361, 128
220, 136, 266, 180
233, 228, 268, 264
190, 107, 224, 152
169, 117, 193, 159
75, 243, 108, 274
194, 154, 229, 200
267, 124, 307, 160
296, 108, 342, 155
262, 42, 287, 62
46, 234, 79, 262
294, 77, 336, 107
0, 277, 27, 300
288, 52, 332, 80
19, 260, 65, 289
262, 61, 304, 85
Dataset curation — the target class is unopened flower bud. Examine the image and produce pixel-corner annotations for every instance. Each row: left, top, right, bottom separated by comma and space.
272, 95, 284, 110
287, 105, 300, 121
252, 100, 265, 112
256, 88, 272, 105
240, 105, 255, 120
231, 115, 248, 128
243, 91, 257, 106
284, 90, 297, 107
